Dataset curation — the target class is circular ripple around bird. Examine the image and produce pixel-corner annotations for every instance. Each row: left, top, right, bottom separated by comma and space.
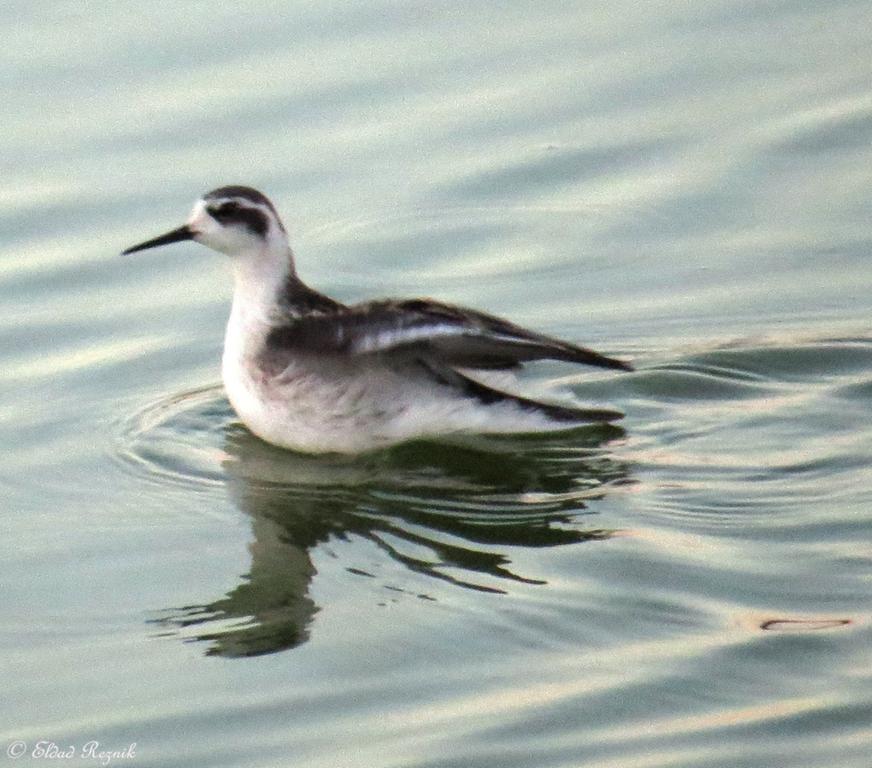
115, 384, 233, 492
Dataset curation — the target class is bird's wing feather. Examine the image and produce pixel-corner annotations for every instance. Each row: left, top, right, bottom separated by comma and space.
266, 299, 632, 372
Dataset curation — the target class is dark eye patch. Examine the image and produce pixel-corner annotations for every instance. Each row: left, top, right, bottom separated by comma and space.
208, 201, 240, 220
206, 200, 269, 237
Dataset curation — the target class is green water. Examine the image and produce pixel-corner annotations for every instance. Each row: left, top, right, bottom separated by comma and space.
3, 2, 871, 767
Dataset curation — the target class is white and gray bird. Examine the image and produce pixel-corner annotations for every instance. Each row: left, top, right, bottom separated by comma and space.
123, 186, 632, 454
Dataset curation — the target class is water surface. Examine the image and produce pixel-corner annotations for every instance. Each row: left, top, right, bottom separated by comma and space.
2, 2, 871, 767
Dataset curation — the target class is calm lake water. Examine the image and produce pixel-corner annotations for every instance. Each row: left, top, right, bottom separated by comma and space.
3, 2, 871, 767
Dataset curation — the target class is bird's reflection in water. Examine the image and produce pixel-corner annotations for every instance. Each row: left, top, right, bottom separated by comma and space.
151, 424, 630, 657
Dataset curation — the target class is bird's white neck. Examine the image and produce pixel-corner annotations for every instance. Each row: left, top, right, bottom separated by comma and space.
229, 240, 296, 328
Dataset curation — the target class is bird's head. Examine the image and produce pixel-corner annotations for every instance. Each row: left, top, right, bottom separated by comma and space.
122, 185, 288, 258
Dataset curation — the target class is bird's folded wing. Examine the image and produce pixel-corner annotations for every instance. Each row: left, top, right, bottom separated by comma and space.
266, 299, 632, 372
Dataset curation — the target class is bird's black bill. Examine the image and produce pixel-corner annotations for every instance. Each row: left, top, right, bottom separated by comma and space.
121, 225, 194, 255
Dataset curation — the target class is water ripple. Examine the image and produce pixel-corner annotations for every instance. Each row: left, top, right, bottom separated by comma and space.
115, 384, 231, 492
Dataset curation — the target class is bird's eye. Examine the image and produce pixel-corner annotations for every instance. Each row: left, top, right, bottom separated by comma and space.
205, 199, 268, 236
207, 201, 242, 222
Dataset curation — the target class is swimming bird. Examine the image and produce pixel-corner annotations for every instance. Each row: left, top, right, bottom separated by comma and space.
123, 186, 632, 453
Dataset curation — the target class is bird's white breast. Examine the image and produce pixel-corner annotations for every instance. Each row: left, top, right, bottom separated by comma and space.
220, 301, 417, 453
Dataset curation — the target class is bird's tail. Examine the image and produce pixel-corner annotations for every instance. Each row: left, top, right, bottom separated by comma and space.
454, 370, 624, 424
